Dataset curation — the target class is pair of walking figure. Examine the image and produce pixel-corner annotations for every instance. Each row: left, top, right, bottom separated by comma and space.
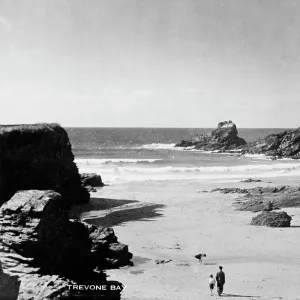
208, 266, 225, 296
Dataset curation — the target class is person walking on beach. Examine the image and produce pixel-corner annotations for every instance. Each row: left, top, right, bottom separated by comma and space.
194, 253, 206, 263
216, 266, 225, 296
208, 274, 216, 295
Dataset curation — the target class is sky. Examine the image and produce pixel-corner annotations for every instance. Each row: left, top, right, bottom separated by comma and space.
1, 0, 300, 128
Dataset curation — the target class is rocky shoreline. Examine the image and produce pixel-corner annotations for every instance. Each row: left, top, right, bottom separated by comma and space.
176, 120, 300, 159
209, 185, 300, 227
0, 124, 132, 299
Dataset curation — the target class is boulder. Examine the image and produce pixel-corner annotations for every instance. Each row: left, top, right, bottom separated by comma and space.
0, 190, 94, 278
88, 225, 133, 269
0, 261, 20, 300
250, 211, 292, 227
240, 178, 262, 183
106, 243, 133, 267
0, 123, 89, 206
175, 121, 246, 151
80, 173, 104, 187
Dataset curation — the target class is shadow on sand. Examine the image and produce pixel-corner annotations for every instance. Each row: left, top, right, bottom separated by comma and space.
70, 197, 166, 227
87, 197, 140, 210
222, 293, 260, 298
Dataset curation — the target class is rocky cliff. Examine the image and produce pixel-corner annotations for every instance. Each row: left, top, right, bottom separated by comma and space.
0, 260, 20, 300
175, 120, 246, 151
0, 123, 89, 206
0, 190, 94, 278
0, 190, 129, 299
0, 123, 131, 299
176, 121, 300, 158
239, 127, 300, 158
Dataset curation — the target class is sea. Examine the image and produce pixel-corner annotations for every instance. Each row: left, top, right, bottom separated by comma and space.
67, 128, 300, 185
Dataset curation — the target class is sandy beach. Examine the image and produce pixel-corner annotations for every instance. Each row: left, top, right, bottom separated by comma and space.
70, 170, 300, 300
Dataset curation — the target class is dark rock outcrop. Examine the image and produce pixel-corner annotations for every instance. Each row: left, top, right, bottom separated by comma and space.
175, 121, 246, 151
0, 190, 125, 299
80, 173, 104, 188
0, 123, 127, 299
176, 121, 300, 158
211, 187, 251, 194
175, 140, 196, 148
87, 224, 133, 269
209, 121, 247, 149
1, 246, 122, 300
0, 123, 89, 206
0, 260, 20, 300
239, 127, 300, 158
0, 190, 94, 278
211, 185, 300, 213
240, 178, 262, 183
250, 211, 292, 227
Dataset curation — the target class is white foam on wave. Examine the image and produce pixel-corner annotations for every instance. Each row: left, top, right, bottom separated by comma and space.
138, 143, 177, 150
75, 158, 300, 184
76, 158, 300, 172
115, 162, 300, 173
75, 158, 162, 165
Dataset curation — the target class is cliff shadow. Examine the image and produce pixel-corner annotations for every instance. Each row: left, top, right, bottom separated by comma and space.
222, 294, 260, 298
79, 202, 166, 227
69, 197, 139, 218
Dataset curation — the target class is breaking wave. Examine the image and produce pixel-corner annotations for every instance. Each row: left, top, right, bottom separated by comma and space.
75, 158, 163, 165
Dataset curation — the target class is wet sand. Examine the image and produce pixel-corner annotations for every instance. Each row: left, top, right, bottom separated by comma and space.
72, 172, 300, 300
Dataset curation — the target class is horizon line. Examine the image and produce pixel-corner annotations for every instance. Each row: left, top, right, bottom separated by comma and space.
64, 126, 296, 129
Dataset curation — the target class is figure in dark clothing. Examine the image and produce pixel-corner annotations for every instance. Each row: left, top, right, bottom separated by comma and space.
194, 253, 206, 263
216, 266, 225, 296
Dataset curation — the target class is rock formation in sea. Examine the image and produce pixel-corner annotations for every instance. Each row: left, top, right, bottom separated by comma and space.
0, 123, 131, 299
176, 121, 300, 158
0, 123, 89, 206
239, 127, 300, 158
175, 120, 246, 151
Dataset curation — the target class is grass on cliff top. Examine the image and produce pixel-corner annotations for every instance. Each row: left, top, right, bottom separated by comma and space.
0, 123, 62, 134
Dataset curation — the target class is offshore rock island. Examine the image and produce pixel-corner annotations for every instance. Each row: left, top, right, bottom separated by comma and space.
176, 120, 300, 159
175, 120, 246, 151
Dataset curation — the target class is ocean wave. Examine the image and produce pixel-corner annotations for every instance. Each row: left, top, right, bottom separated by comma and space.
76, 158, 300, 173
119, 163, 300, 173
138, 143, 177, 150
75, 158, 162, 165
76, 160, 300, 184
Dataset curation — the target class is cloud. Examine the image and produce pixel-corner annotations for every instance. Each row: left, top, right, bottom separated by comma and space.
0, 14, 12, 30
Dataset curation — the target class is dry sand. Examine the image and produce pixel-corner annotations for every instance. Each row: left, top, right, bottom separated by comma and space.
71, 173, 300, 300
